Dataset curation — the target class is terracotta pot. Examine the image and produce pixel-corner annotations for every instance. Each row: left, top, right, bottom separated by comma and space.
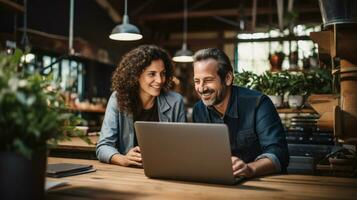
269, 52, 285, 71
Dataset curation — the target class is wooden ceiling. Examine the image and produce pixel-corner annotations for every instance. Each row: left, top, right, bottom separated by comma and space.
107, 0, 322, 35
0, 0, 323, 63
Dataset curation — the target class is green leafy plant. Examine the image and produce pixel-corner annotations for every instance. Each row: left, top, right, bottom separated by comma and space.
305, 68, 332, 94
286, 72, 308, 95
0, 49, 89, 158
256, 71, 289, 96
234, 70, 259, 90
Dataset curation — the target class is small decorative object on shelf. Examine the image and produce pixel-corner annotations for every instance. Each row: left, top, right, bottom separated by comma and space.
269, 51, 285, 71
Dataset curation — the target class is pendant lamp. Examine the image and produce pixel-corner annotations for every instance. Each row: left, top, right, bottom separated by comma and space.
173, 0, 193, 62
109, 0, 143, 41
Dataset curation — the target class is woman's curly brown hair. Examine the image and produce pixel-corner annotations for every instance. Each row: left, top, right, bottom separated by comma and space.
111, 45, 174, 115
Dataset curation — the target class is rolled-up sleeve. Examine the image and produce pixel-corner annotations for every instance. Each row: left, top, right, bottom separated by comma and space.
96, 93, 120, 163
255, 95, 289, 172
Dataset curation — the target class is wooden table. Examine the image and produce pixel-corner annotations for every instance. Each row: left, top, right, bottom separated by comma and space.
46, 157, 357, 200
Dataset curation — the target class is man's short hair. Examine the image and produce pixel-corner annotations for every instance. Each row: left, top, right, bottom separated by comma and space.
193, 48, 233, 85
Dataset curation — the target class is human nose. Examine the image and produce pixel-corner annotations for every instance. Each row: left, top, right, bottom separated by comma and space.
196, 81, 206, 92
155, 74, 164, 83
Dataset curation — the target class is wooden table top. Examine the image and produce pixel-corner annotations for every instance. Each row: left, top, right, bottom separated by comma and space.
46, 157, 357, 200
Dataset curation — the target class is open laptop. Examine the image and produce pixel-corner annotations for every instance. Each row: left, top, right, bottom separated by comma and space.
134, 121, 245, 185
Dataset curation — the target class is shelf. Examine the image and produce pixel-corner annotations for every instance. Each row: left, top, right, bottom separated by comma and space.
69, 107, 105, 113
277, 108, 316, 114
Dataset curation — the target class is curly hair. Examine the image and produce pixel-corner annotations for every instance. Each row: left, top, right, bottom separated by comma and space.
111, 45, 174, 115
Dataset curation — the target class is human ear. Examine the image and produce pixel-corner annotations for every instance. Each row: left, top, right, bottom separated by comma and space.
225, 72, 233, 86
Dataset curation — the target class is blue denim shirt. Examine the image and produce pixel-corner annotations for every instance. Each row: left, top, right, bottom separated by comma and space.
96, 91, 187, 163
192, 86, 289, 172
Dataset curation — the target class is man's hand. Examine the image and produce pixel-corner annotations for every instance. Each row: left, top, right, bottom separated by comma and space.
231, 156, 255, 178
110, 146, 142, 167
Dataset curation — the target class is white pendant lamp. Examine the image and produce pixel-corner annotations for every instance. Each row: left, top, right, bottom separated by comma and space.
109, 0, 143, 41
173, 0, 193, 62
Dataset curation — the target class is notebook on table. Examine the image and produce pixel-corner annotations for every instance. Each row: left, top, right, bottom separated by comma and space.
134, 121, 245, 185
46, 163, 96, 178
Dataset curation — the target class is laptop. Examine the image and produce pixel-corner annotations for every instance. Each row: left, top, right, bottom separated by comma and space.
134, 121, 245, 185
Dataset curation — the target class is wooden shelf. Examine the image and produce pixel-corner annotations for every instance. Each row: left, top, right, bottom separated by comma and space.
69, 107, 105, 113
52, 136, 98, 152
277, 108, 317, 114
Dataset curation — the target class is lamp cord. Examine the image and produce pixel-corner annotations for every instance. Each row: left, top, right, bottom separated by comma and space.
21, 0, 29, 49
69, 0, 74, 55
183, 0, 188, 47
124, 0, 128, 16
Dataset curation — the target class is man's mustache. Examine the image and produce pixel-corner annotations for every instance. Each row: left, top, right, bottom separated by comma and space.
199, 88, 214, 95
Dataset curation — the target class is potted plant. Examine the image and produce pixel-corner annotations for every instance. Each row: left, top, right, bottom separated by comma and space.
305, 68, 333, 95
256, 71, 289, 107
269, 51, 285, 72
287, 72, 307, 108
318, 0, 357, 27
0, 49, 88, 200
234, 70, 259, 90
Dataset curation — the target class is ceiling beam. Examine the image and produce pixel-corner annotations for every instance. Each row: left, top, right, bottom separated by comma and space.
0, 0, 24, 13
95, 0, 121, 23
132, 0, 156, 16
158, 34, 311, 47
138, 5, 320, 21
159, 37, 237, 46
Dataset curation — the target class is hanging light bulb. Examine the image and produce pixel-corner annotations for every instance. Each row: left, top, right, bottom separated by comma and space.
109, 0, 142, 41
173, 0, 193, 62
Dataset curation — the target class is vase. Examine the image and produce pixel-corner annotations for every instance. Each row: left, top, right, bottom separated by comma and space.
269, 52, 285, 71
268, 95, 283, 108
288, 95, 304, 108
319, 0, 357, 27
0, 149, 47, 200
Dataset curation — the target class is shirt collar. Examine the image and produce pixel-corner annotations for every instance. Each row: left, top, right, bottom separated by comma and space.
207, 86, 239, 119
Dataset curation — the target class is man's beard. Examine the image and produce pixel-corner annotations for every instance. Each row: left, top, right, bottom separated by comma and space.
199, 85, 228, 106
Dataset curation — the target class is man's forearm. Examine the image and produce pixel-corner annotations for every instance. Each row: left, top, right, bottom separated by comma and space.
248, 158, 277, 177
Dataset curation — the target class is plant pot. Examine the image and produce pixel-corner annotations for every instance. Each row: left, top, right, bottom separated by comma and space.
269, 52, 285, 71
268, 95, 283, 108
288, 95, 304, 108
0, 149, 47, 200
319, 0, 357, 27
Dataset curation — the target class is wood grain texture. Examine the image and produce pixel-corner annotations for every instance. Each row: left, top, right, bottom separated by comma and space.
46, 157, 357, 200
53, 136, 98, 151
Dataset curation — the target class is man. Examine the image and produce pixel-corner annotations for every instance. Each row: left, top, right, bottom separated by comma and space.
192, 48, 289, 178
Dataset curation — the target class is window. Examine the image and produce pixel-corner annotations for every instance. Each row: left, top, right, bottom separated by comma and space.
236, 25, 320, 74
42, 55, 84, 97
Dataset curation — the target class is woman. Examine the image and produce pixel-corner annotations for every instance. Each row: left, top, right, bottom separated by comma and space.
96, 45, 186, 167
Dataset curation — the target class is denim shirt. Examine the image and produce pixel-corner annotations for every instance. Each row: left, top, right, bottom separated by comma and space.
96, 91, 187, 163
192, 86, 289, 172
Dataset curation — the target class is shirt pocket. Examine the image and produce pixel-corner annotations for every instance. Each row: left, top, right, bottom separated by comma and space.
236, 129, 258, 149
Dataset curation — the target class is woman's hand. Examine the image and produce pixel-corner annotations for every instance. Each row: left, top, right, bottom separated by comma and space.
110, 146, 142, 167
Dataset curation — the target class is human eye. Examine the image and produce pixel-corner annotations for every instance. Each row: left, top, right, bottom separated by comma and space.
204, 78, 214, 83
147, 72, 155, 77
